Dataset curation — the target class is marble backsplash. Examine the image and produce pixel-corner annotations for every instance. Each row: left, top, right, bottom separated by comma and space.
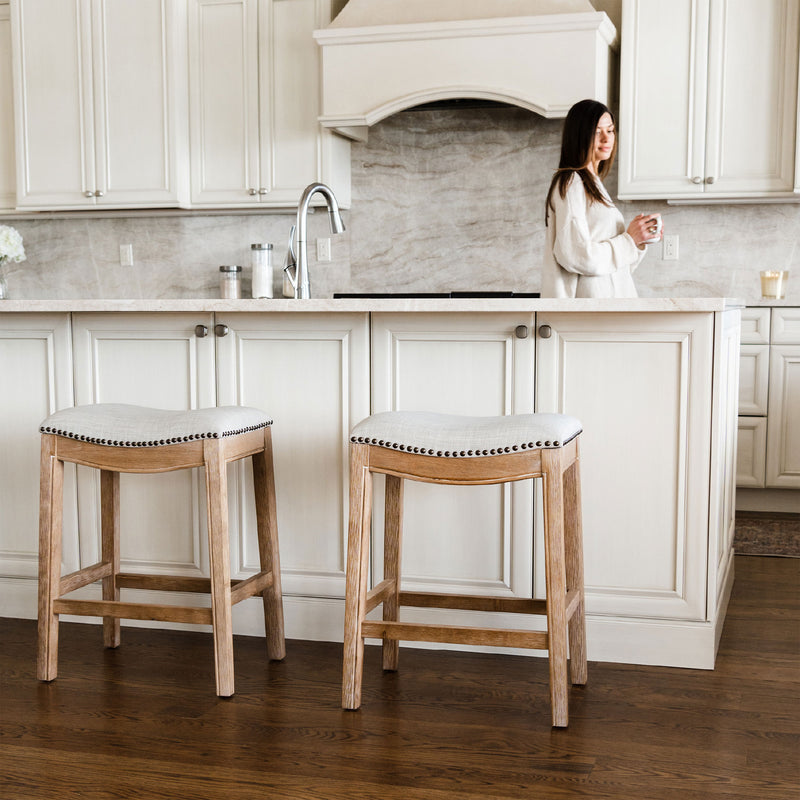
3, 105, 799, 305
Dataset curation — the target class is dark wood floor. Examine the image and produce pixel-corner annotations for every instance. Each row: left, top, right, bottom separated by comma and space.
1, 554, 798, 800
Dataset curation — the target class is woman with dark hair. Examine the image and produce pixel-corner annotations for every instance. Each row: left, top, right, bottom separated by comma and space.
542, 99, 661, 297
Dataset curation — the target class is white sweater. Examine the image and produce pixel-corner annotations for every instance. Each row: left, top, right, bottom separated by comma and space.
542, 173, 645, 298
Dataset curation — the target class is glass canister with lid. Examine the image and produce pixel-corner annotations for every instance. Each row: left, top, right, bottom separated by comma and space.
219, 265, 243, 299
251, 243, 273, 299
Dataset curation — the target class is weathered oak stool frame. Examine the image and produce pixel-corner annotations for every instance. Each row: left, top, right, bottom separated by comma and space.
37, 403, 285, 697
342, 411, 587, 727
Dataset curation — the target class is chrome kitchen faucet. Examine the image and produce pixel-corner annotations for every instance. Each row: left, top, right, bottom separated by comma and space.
284, 182, 345, 299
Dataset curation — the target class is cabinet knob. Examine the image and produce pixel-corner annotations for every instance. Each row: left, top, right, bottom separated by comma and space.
248, 188, 258, 196
514, 324, 529, 339
94, 190, 104, 197
214, 324, 229, 337
538, 324, 552, 339
194, 324, 208, 338
258, 188, 268, 195
691, 176, 703, 185
705, 176, 716, 184
85, 191, 94, 198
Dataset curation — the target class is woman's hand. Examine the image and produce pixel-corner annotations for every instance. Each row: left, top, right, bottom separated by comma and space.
627, 214, 662, 248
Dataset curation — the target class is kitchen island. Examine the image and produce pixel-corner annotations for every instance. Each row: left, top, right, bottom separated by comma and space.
0, 298, 740, 669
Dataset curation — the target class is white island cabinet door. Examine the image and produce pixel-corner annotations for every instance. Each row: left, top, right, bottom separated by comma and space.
0, 313, 75, 619
215, 312, 369, 603
370, 313, 536, 602
71, 313, 216, 585
535, 313, 714, 623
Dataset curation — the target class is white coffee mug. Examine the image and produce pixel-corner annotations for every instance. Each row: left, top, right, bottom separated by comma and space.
642, 214, 662, 245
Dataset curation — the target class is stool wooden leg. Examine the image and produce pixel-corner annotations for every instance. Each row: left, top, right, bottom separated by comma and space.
100, 470, 121, 649
564, 451, 587, 686
204, 439, 235, 697
542, 448, 569, 728
252, 428, 285, 661
382, 474, 404, 672
37, 435, 63, 682
343, 443, 372, 710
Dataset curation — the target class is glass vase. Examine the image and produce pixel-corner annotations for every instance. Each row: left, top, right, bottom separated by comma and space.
0, 272, 7, 300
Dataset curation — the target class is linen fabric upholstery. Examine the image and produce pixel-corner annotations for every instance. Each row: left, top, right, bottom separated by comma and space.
350, 411, 582, 457
40, 404, 272, 448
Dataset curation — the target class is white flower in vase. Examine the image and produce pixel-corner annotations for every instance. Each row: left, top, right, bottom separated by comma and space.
0, 225, 26, 299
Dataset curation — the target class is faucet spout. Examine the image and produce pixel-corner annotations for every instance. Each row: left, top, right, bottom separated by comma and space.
293, 182, 346, 299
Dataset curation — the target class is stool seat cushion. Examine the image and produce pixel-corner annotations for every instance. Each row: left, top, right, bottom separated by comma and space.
40, 404, 272, 448
351, 411, 582, 457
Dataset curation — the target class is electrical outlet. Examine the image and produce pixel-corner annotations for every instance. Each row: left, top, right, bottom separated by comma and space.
119, 244, 134, 267
662, 234, 679, 261
316, 237, 331, 262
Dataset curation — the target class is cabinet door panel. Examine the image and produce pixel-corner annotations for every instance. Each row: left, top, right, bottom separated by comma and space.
705, 0, 799, 194
12, 0, 94, 207
618, 0, 708, 197
0, 315, 76, 592
189, 0, 260, 204
536, 313, 713, 620
0, 5, 16, 209
371, 313, 535, 599
72, 313, 216, 575
94, 0, 185, 204
215, 313, 369, 598
738, 344, 769, 415
263, 0, 320, 200
737, 416, 767, 487
766, 345, 800, 487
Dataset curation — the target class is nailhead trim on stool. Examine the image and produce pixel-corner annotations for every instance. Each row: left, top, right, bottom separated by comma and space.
40, 403, 272, 447
350, 410, 582, 457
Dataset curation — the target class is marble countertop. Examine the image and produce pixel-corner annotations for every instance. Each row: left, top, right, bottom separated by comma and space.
0, 297, 745, 313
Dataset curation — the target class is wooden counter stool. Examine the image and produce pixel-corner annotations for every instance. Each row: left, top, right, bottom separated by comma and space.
342, 411, 586, 727
37, 403, 285, 697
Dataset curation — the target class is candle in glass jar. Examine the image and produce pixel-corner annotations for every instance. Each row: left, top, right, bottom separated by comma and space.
760, 270, 789, 300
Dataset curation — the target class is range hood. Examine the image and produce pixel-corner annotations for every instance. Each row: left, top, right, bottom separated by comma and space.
314, 0, 618, 142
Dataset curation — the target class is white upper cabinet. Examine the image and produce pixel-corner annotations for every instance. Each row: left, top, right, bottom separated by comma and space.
0, 3, 15, 211
618, 0, 800, 200
11, 0, 188, 210
188, 0, 351, 208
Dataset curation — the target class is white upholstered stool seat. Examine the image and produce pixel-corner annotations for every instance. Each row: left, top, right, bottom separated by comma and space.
37, 403, 285, 697
343, 410, 587, 728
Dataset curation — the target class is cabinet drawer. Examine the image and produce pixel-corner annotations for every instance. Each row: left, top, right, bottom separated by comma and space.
736, 417, 767, 488
771, 307, 800, 344
738, 345, 770, 415
740, 308, 771, 344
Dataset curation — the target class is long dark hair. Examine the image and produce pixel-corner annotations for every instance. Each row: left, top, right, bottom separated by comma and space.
545, 99, 616, 225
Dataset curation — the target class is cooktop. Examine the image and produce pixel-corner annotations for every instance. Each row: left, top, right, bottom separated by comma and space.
333, 291, 541, 299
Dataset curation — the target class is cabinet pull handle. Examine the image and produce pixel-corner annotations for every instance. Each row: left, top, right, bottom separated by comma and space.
514, 324, 529, 339
214, 324, 229, 337
691, 176, 703, 184
538, 324, 552, 339
195, 325, 208, 338
705, 176, 716, 184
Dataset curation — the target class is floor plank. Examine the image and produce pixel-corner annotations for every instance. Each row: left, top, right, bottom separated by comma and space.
0, 555, 798, 799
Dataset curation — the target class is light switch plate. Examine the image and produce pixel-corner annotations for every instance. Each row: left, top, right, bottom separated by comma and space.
119, 244, 134, 267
